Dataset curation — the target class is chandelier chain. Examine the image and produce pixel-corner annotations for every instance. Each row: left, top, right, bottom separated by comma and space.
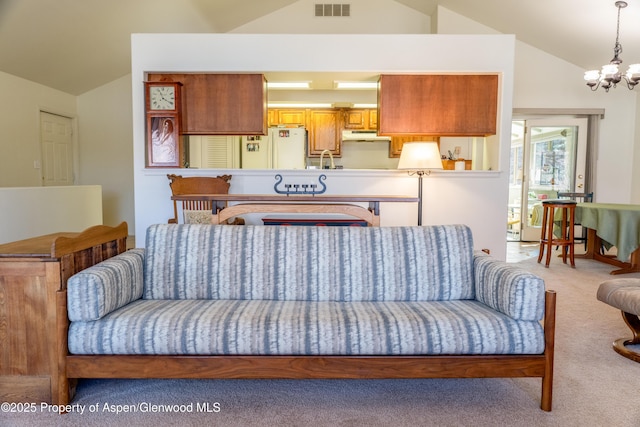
614, 1, 623, 59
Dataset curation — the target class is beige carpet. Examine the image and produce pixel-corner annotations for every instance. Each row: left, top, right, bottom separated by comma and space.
4, 251, 640, 427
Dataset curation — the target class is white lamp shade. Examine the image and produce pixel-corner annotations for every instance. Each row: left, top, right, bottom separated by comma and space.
584, 70, 600, 82
601, 63, 619, 77
397, 141, 443, 170
627, 64, 640, 79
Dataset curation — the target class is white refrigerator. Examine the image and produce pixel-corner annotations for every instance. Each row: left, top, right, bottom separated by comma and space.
241, 127, 307, 169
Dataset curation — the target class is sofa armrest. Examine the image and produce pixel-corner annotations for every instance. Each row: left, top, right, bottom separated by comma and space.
67, 248, 145, 322
473, 252, 546, 321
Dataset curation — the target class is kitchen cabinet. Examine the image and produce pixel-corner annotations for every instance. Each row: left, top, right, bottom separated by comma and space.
265, 108, 381, 157
368, 109, 378, 129
147, 73, 268, 135
378, 74, 498, 136
268, 110, 278, 127
343, 109, 378, 130
275, 109, 307, 126
343, 109, 367, 129
0, 223, 128, 404
308, 110, 341, 157
389, 135, 440, 158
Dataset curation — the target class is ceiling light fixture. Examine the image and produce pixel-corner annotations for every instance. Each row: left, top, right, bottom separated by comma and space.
584, 1, 640, 91
334, 81, 378, 90
267, 102, 332, 108
267, 82, 311, 90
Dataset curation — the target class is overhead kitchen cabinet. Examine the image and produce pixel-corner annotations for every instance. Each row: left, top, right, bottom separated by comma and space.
343, 109, 368, 129
342, 109, 378, 130
147, 73, 268, 135
377, 74, 498, 136
272, 109, 307, 127
308, 110, 341, 157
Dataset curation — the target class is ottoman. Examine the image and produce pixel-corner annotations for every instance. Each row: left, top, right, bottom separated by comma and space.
597, 278, 640, 362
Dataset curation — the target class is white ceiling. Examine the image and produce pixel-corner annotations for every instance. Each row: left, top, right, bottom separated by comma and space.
0, 0, 638, 95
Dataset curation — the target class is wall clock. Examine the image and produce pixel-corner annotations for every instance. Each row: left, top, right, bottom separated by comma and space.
144, 81, 183, 167
149, 85, 176, 110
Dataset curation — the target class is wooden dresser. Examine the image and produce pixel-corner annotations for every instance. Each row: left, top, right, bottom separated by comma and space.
0, 223, 128, 404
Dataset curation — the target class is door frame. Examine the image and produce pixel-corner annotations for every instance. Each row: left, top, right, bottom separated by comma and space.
519, 118, 588, 241
510, 109, 603, 242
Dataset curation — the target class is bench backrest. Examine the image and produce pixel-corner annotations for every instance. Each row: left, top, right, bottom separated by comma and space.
143, 224, 475, 301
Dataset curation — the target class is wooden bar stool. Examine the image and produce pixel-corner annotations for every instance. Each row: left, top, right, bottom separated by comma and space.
537, 199, 577, 268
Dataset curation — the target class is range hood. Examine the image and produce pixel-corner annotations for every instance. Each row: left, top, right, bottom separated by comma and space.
341, 130, 391, 142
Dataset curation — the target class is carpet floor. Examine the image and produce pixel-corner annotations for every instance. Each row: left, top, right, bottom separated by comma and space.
4, 250, 640, 427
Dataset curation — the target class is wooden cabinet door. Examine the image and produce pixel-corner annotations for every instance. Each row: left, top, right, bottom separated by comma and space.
277, 110, 307, 126
389, 135, 440, 158
268, 109, 278, 127
378, 74, 498, 136
344, 109, 367, 129
308, 110, 340, 156
343, 109, 377, 130
368, 109, 378, 130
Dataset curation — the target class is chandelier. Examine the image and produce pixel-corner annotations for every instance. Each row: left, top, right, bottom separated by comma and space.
584, 1, 640, 91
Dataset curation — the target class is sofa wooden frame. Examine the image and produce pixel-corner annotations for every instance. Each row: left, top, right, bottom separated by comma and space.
53, 226, 556, 411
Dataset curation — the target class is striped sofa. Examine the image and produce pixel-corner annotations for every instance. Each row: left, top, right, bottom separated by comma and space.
63, 224, 556, 410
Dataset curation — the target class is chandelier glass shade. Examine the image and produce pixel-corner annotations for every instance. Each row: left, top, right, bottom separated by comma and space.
584, 1, 640, 91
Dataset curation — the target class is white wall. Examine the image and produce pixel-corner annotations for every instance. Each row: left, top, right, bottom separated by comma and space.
231, 0, 430, 34
0, 70, 77, 187
634, 101, 640, 203
514, 42, 638, 203
131, 33, 515, 260
438, 6, 640, 204
0, 185, 102, 244
77, 75, 135, 227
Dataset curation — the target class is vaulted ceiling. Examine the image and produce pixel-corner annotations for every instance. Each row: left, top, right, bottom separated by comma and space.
0, 0, 637, 95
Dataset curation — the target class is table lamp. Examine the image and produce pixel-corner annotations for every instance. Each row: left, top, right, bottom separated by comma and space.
397, 141, 443, 225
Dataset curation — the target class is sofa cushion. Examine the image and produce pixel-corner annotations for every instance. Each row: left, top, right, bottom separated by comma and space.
473, 254, 546, 321
67, 249, 145, 322
143, 224, 475, 302
67, 299, 544, 355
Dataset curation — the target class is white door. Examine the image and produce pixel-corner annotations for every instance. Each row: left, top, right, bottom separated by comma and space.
509, 118, 588, 241
40, 112, 74, 186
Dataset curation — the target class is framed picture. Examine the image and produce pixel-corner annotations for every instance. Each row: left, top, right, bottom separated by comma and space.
147, 115, 181, 167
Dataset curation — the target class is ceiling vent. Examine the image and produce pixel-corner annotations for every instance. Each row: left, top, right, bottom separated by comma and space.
315, 4, 350, 17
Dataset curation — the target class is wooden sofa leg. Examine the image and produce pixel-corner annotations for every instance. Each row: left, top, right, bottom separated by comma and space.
56, 290, 73, 405
541, 290, 556, 412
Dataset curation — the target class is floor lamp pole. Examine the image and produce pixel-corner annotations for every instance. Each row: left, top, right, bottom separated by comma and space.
416, 170, 425, 226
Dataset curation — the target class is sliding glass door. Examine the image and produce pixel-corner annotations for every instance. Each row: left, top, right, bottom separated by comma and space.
508, 118, 588, 241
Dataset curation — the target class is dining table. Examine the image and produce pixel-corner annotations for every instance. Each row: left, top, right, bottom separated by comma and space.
171, 194, 419, 227
574, 202, 640, 275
